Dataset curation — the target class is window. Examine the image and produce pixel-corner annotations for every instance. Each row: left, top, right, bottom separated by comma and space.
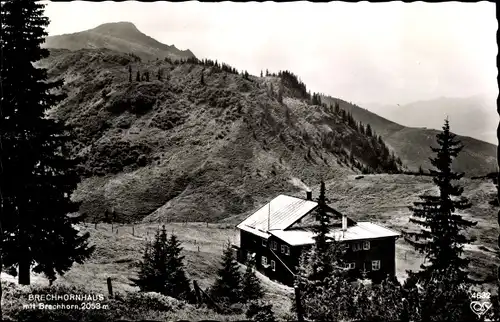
352, 243, 362, 252
281, 245, 290, 255
270, 260, 276, 271
363, 241, 370, 250
344, 262, 355, 270
271, 241, 278, 251
372, 260, 380, 271
262, 256, 268, 266
262, 239, 267, 247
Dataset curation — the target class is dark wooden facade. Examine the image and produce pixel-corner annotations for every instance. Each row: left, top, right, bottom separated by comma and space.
238, 229, 398, 286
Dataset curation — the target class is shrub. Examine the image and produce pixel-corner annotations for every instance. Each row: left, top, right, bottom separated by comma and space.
124, 292, 185, 312
83, 140, 151, 175
245, 300, 277, 322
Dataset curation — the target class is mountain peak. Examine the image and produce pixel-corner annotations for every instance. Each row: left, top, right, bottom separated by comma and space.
92, 21, 141, 35
43, 21, 195, 62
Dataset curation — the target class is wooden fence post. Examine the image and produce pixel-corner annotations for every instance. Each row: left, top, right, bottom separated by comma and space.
193, 280, 202, 305
107, 277, 113, 298
294, 285, 304, 322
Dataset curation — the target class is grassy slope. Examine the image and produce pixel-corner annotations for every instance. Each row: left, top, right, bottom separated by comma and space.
321, 96, 497, 177
41, 48, 395, 224
2, 222, 293, 321
5, 175, 496, 320
40, 49, 496, 225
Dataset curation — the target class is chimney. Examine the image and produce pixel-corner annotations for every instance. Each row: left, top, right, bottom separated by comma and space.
342, 214, 347, 231
306, 191, 312, 201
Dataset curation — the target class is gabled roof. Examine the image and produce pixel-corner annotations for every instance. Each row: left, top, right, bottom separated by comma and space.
236, 195, 317, 237
269, 222, 401, 246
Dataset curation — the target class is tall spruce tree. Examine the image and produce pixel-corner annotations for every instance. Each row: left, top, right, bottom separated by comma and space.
0, 0, 94, 285
136, 70, 141, 82
241, 257, 263, 303
210, 242, 242, 304
132, 226, 169, 294
164, 234, 194, 302
309, 181, 346, 282
277, 80, 284, 104
294, 182, 350, 321
366, 123, 373, 137
334, 101, 340, 114
132, 226, 193, 302
403, 118, 476, 284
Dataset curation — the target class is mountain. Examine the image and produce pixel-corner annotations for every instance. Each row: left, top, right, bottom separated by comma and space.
320, 96, 497, 176
362, 95, 498, 145
38, 48, 405, 224
36, 25, 497, 225
43, 22, 195, 62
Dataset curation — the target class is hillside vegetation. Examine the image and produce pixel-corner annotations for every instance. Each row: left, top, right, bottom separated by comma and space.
39, 48, 404, 224
320, 96, 497, 176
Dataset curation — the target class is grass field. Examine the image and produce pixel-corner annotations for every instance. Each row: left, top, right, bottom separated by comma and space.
3, 172, 497, 320
2, 222, 293, 321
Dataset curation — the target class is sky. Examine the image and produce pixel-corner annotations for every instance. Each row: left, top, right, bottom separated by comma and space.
43, 1, 497, 106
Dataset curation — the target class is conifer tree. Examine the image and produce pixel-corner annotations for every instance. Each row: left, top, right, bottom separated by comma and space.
310, 181, 334, 281
403, 118, 477, 284
277, 80, 284, 104
241, 257, 264, 303
335, 101, 340, 114
129, 65, 132, 82
260, 70, 263, 77
0, 0, 94, 285
164, 234, 194, 302
366, 123, 373, 137
132, 226, 193, 302
157, 68, 163, 81
210, 242, 242, 304
200, 70, 205, 85
145, 70, 150, 82
132, 226, 169, 294
136, 70, 141, 82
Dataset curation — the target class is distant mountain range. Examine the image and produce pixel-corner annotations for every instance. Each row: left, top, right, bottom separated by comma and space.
361, 94, 498, 145
43, 21, 195, 62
